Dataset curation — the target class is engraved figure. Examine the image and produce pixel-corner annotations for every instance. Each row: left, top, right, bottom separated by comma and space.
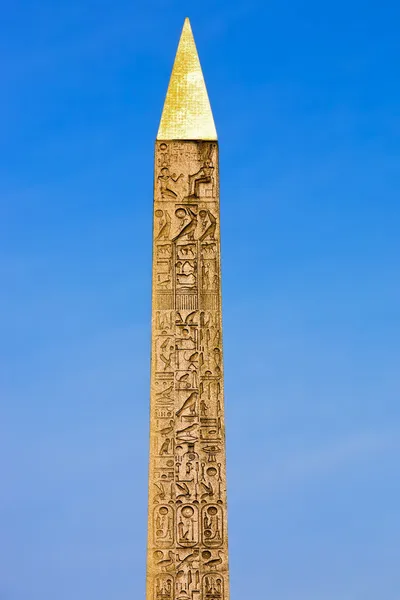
200, 464, 220, 503
157, 244, 172, 258
199, 375, 221, 413
212, 347, 221, 375
173, 208, 198, 242
155, 574, 174, 600
201, 242, 217, 258
200, 480, 214, 502
200, 396, 209, 416
154, 505, 174, 547
176, 549, 200, 570
156, 258, 172, 290
176, 327, 196, 350
154, 550, 175, 572
203, 445, 220, 463
175, 349, 199, 389
176, 423, 198, 442
176, 441, 199, 487
176, 566, 200, 599
159, 338, 175, 371
177, 504, 199, 547
155, 384, 174, 404
176, 482, 191, 502
176, 310, 198, 326
212, 270, 219, 290
156, 311, 174, 333
201, 259, 218, 292
199, 209, 217, 241
155, 406, 174, 419
159, 437, 171, 456
202, 262, 210, 290
202, 551, 223, 572
177, 243, 196, 259
200, 418, 221, 442
189, 160, 214, 198
176, 391, 198, 418
155, 209, 171, 240
154, 482, 166, 504
202, 505, 223, 548
176, 260, 197, 289
158, 167, 183, 199
176, 365, 198, 390
157, 419, 174, 436
158, 142, 170, 168
203, 572, 224, 598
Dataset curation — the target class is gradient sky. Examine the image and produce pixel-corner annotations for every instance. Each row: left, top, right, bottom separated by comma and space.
1, 1, 400, 599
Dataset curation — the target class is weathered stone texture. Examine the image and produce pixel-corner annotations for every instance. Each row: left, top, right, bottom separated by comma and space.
146, 140, 229, 600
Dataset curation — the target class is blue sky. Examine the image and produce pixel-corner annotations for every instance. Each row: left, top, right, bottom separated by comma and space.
1, 0, 400, 598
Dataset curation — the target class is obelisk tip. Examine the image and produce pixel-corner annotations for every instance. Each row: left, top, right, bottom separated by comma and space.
157, 19, 217, 141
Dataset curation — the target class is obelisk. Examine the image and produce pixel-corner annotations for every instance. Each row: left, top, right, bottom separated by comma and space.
147, 18, 229, 600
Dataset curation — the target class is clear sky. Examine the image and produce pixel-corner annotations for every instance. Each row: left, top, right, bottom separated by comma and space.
1, 1, 400, 599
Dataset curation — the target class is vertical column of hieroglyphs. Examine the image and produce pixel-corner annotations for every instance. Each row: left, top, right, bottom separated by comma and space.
147, 140, 229, 600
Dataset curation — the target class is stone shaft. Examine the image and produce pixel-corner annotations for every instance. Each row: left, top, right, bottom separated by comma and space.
146, 139, 229, 600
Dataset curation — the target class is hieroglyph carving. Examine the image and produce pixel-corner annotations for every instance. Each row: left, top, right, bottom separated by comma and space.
147, 141, 229, 600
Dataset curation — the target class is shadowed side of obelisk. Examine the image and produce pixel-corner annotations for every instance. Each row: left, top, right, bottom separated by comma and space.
147, 19, 229, 600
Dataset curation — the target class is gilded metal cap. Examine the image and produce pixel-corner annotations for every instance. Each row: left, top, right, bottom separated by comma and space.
157, 18, 217, 141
